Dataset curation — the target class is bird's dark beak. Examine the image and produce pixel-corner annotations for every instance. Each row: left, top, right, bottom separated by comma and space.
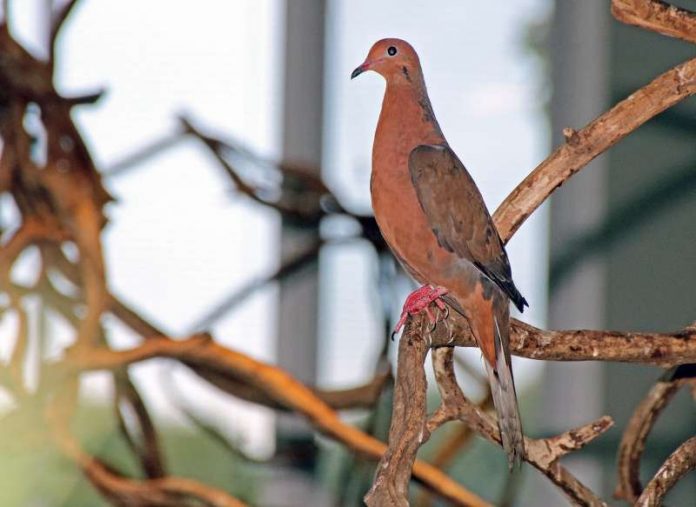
351, 62, 370, 79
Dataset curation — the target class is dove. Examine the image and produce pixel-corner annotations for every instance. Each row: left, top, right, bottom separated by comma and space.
352, 38, 527, 467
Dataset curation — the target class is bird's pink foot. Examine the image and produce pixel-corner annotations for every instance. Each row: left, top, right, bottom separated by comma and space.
393, 285, 449, 336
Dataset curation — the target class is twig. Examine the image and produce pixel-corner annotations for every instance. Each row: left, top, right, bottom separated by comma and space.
114, 372, 166, 479
635, 436, 696, 507
493, 56, 696, 242
181, 115, 340, 224
611, 0, 696, 44
49, 0, 82, 69
103, 131, 188, 177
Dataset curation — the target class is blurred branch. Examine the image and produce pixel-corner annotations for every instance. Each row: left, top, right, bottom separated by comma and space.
103, 131, 188, 177
635, 436, 696, 506
611, 0, 696, 44
63, 333, 489, 506
114, 371, 167, 479
49, 0, 82, 69
614, 367, 696, 502
180, 115, 339, 225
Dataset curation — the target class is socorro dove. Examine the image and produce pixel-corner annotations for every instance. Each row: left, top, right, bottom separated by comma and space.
352, 38, 528, 467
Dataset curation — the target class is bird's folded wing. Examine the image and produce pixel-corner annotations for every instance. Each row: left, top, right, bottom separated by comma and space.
408, 144, 527, 310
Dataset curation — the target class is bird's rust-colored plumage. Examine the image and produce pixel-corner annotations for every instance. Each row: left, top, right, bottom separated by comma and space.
353, 38, 528, 467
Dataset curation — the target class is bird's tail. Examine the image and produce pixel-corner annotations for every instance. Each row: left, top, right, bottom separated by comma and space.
483, 315, 525, 469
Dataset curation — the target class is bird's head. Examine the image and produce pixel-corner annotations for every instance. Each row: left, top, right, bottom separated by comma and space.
351, 38, 422, 84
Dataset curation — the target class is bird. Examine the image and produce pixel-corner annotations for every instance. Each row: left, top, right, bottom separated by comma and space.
352, 38, 528, 467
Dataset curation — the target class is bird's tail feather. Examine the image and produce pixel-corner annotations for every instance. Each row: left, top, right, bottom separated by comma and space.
484, 316, 525, 469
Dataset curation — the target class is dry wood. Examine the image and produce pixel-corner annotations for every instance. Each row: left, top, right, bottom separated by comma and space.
612, 0, 696, 44
493, 56, 696, 242
614, 371, 695, 502
635, 436, 696, 507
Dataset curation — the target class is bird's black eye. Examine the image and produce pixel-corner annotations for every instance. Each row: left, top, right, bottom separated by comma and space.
387, 46, 397, 56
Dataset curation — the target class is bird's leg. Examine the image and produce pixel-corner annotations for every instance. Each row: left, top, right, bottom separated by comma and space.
392, 285, 449, 337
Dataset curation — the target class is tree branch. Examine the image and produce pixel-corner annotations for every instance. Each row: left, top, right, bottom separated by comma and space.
436, 312, 696, 368
614, 370, 695, 502
363, 318, 489, 506
61, 334, 488, 506
49, 0, 82, 69
611, 0, 696, 44
493, 56, 696, 242
635, 436, 696, 507
426, 345, 612, 507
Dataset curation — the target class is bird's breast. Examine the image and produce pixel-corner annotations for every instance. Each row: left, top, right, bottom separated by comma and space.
370, 93, 454, 285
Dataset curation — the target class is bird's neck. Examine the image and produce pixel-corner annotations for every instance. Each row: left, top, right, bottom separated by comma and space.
375, 79, 444, 158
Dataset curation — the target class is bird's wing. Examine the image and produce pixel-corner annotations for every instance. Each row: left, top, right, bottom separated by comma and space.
408, 144, 527, 311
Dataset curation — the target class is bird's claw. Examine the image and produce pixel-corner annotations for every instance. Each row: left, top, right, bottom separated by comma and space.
392, 285, 449, 337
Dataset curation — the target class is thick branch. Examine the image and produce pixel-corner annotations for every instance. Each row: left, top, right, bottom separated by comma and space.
493, 56, 696, 242
635, 436, 696, 507
612, 0, 696, 44
363, 319, 489, 506
439, 314, 696, 368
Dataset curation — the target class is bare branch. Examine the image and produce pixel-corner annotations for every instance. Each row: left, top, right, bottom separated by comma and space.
427, 345, 612, 506
364, 318, 488, 507
80, 449, 249, 507
635, 436, 696, 507
439, 314, 696, 368
62, 333, 488, 506
114, 372, 166, 479
103, 131, 188, 178
614, 370, 694, 502
612, 0, 696, 44
493, 56, 696, 242
49, 0, 82, 69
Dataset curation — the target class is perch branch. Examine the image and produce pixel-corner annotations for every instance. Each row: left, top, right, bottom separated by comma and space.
611, 0, 696, 44
439, 313, 696, 367
363, 318, 481, 506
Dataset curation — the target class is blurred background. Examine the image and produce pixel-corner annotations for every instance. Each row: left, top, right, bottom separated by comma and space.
0, 0, 694, 505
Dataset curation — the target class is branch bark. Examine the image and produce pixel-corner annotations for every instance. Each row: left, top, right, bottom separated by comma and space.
614, 371, 695, 502
363, 318, 484, 506
492, 55, 696, 242
426, 346, 612, 507
446, 316, 696, 368
611, 0, 696, 44
635, 436, 696, 507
